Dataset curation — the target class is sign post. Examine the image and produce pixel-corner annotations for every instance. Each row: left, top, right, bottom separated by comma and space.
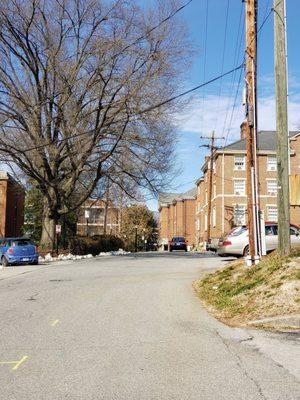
55, 224, 62, 256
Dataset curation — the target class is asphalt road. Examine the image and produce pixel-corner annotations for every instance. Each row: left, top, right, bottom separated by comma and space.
0, 252, 299, 400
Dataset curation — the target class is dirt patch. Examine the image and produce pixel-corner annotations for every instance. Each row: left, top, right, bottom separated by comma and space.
194, 252, 300, 330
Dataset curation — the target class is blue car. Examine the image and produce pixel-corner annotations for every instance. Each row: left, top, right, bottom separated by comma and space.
0, 237, 39, 267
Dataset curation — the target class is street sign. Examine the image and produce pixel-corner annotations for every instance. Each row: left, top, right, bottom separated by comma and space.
55, 224, 62, 234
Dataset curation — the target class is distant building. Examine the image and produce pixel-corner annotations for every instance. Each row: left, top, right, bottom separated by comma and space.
195, 127, 300, 246
158, 188, 197, 250
0, 172, 25, 237
77, 199, 120, 236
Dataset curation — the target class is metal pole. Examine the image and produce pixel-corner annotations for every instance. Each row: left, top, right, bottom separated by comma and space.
135, 226, 138, 253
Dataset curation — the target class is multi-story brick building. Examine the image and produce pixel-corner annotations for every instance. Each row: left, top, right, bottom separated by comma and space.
195, 128, 300, 247
77, 199, 120, 236
0, 171, 25, 237
158, 188, 196, 250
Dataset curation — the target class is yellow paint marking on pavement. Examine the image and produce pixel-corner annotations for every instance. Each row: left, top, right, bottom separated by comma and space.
12, 356, 28, 370
51, 319, 60, 327
0, 355, 28, 371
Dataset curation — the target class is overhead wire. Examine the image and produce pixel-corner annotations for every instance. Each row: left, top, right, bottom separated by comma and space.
213, 0, 230, 132
1, 64, 244, 157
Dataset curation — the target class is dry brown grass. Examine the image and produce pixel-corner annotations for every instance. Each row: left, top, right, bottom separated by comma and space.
194, 252, 300, 327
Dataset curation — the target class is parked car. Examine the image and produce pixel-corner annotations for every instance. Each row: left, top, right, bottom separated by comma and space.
217, 222, 300, 257
0, 237, 39, 267
169, 236, 188, 252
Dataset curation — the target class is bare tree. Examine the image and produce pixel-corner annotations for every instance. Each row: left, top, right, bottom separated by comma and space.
0, 0, 191, 246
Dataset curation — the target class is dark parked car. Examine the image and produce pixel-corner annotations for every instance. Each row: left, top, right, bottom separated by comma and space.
0, 238, 39, 267
169, 237, 187, 252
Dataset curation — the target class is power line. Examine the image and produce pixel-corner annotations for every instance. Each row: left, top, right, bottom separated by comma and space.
0, 64, 243, 157
213, 0, 230, 131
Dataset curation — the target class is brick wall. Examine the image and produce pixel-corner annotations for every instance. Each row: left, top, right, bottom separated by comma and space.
0, 172, 25, 237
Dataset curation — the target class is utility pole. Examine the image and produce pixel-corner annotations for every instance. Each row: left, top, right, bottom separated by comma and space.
274, 0, 291, 256
200, 132, 224, 245
245, 0, 260, 264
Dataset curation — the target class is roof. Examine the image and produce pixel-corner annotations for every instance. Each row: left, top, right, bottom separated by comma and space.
158, 187, 197, 207
201, 130, 300, 172
222, 130, 299, 152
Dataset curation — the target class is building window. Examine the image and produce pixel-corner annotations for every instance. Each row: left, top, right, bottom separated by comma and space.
267, 155, 277, 171
212, 208, 216, 227
234, 155, 245, 170
233, 205, 246, 225
267, 180, 277, 196
204, 214, 208, 231
196, 219, 200, 230
267, 205, 278, 221
205, 190, 208, 204
213, 183, 216, 198
233, 179, 246, 195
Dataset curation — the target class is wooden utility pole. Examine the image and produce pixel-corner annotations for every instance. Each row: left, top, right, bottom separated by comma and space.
274, 0, 291, 256
245, 0, 260, 263
200, 132, 215, 244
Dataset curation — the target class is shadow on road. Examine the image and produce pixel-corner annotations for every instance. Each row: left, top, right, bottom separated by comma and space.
126, 251, 223, 259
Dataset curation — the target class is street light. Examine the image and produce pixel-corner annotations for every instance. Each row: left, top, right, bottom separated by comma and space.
85, 209, 90, 237
135, 225, 138, 253
143, 228, 146, 252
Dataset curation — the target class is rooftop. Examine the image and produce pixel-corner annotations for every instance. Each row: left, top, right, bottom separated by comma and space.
158, 187, 197, 207
222, 130, 299, 152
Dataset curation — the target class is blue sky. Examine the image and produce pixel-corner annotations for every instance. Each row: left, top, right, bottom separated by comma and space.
142, 0, 300, 210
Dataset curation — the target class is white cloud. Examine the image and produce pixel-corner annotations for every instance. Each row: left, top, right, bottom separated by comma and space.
175, 93, 300, 140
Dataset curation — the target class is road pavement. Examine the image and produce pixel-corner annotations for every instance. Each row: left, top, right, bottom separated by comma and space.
0, 252, 299, 399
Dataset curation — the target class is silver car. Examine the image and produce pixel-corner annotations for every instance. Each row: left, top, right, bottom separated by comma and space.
217, 223, 300, 257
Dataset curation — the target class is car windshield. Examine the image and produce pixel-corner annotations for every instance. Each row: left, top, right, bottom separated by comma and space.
172, 237, 185, 242
11, 239, 32, 246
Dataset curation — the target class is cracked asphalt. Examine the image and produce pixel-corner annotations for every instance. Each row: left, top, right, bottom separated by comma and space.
0, 252, 299, 400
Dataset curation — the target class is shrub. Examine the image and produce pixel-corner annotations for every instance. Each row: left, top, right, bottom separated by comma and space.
70, 235, 124, 256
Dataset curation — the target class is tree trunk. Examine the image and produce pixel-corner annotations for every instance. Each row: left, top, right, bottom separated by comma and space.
40, 204, 56, 250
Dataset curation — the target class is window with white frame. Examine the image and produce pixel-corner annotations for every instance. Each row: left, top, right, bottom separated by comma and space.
267, 205, 278, 221
204, 214, 208, 230
267, 155, 277, 171
267, 180, 277, 196
234, 155, 245, 170
212, 207, 216, 227
233, 205, 246, 225
233, 179, 246, 195
196, 219, 200, 230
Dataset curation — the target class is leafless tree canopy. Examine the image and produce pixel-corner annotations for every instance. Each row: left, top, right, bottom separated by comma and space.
0, 0, 191, 243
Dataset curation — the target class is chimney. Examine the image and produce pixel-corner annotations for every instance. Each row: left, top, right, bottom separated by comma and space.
240, 120, 247, 140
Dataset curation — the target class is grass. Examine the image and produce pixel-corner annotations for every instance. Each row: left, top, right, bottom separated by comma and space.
194, 251, 300, 327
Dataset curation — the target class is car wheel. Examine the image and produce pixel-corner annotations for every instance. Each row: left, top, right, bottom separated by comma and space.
2, 256, 9, 267
169, 248, 173, 252
243, 245, 249, 257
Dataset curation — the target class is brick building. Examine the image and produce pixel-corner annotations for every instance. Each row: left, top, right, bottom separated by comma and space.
158, 188, 196, 250
77, 199, 120, 236
195, 128, 300, 247
0, 172, 25, 237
